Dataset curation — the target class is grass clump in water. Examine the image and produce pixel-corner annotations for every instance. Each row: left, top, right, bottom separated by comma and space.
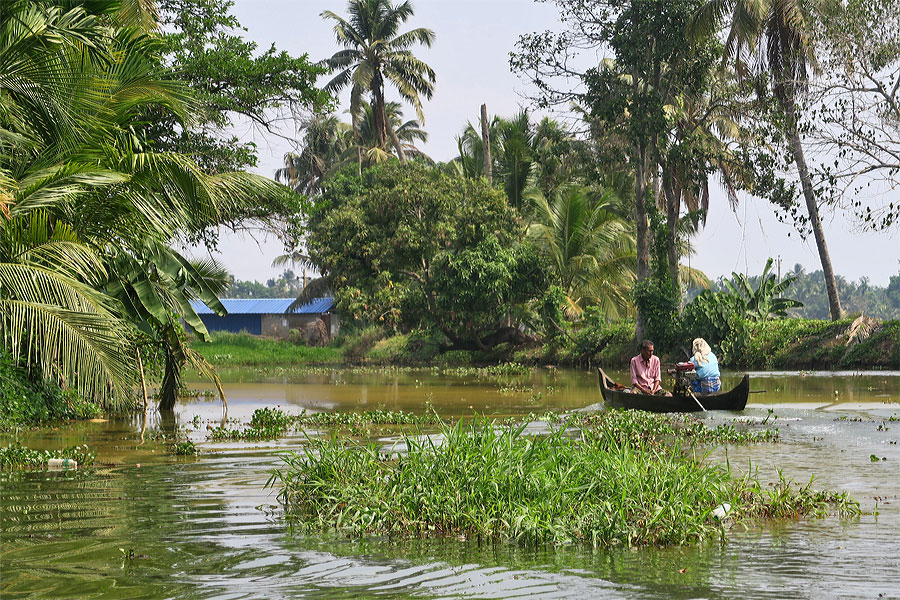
0, 443, 95, 469
208, 407, 440, 441
270, 416, 856, 547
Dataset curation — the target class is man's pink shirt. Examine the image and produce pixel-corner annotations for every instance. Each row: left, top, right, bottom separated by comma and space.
630, 354, 661, 389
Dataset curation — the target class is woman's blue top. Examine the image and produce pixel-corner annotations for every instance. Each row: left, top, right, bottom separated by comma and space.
690, 352, 720, 379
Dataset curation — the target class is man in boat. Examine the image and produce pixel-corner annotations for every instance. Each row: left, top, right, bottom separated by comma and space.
630, 340, 670, 396
688, 338, 721, 393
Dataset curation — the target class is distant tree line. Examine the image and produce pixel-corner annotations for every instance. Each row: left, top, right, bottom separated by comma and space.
692, 266, 900, 320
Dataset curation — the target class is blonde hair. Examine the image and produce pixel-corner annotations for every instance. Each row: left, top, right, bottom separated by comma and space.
692, 338, 711, 365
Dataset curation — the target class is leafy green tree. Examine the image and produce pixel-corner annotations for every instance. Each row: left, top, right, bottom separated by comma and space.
321, 0, 436, 155
153, 0, 331, 173
305, 163, 546, 348
514, 0, 719, 340
0, 1, 296, 408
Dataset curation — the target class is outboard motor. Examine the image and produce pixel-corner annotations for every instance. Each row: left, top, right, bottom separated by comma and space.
668, 362, 696, 396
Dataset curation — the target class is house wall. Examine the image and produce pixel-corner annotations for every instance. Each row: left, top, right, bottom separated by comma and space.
260, 314, 323, 339
198, 314, 262, 335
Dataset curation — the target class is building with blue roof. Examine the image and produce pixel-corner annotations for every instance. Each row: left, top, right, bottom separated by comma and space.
188, 297, 337, 338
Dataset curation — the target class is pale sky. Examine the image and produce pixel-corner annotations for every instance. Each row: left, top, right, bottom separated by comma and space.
204, 0, 899, 286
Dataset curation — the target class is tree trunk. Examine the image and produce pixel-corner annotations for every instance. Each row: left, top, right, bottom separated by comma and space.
371, 73, 387, 149
662, 171, 680, 289
785, 97, 842, 320
386, 118, 407, 162
634, 143, 652, 342
480, 104, 492, 185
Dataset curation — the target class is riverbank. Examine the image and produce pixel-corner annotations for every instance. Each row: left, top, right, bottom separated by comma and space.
193, 317, 899, 371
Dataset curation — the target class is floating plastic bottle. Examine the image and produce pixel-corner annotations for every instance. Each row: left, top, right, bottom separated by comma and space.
47, 458, 77, 470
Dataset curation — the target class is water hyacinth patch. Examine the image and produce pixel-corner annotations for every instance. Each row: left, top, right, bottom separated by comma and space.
207, 407, 441, 442
0, 443, 95, 469
269, 416, 856, 547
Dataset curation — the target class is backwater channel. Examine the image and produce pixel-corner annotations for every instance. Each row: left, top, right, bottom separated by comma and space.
1, 368, 899, 599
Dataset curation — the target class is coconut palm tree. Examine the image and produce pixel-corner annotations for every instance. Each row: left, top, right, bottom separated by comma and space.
354, 100, 429, 161
527, 184, 636, 318
693, 0, 842, 320
1, 0, 293, 408
276, 115, 352, 195
321, 0, 435, 154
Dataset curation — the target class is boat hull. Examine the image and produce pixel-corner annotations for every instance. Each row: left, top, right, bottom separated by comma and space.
597, 368, 750, 412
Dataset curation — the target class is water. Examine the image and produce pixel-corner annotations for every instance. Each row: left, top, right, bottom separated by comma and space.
2, 368, 899, 599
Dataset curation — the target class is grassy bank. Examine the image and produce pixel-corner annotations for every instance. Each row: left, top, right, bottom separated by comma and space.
270, 412, 857, 547
193, 331, 343, 367
191, 315, 898, 372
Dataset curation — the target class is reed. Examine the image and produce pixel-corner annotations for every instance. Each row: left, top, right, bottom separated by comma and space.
270, 416, 857, 547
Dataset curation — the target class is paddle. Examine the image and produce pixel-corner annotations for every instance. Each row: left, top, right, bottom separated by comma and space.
688, 388, 707, 412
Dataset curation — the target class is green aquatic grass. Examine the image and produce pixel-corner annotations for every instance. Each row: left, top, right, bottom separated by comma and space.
270, 416, 856, 547
0, 442, 96, 469
207, 407, 441, 442
193, 332, 343, 366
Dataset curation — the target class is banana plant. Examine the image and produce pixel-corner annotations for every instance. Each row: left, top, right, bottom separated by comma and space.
724, 257, 803, 321
104, 240, 229, 411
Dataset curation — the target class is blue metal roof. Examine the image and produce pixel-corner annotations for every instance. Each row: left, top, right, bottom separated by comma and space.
189, 297, 334, 315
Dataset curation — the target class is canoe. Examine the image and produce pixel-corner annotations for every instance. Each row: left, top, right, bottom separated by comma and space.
597, 367, 750, 412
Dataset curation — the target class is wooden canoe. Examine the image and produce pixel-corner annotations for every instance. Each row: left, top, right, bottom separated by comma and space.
597, 367, 750, 412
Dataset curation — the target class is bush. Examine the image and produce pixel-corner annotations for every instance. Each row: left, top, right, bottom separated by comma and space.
341, 326, 386, 361
0, 352, 104, 428
633, 277, 681, 352
570, 309, 634, 365
681, 291, 749, 365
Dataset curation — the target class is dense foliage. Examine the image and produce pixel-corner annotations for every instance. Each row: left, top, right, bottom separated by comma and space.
0, 1, 314, 412
305, 163, 547, 348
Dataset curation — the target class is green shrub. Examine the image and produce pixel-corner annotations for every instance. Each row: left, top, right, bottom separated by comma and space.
569, 309, 634, 365
341, 326, 386, 361
682, 291, 750, 364
0, 352, 104, 428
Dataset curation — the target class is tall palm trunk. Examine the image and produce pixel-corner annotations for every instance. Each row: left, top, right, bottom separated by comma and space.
386, 118, 407, 162
784, 97, 842, 320
480, 104, 492, 185
371, 71, 387, 148
662, 172, 680, 289
634, 142, 652, 341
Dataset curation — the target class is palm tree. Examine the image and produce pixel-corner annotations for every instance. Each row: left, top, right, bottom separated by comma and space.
693, 0, 842, 320
1, 0, 293, 408
321, 0, 436, 155
355, 100, 429, 161
527, 184, 636, 318
276, 114, 352, 195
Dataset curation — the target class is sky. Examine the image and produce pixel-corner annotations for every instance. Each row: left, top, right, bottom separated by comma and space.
203, 0, 900, 286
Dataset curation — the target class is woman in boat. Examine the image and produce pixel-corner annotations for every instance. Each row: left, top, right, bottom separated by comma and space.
689, 338, 721, 393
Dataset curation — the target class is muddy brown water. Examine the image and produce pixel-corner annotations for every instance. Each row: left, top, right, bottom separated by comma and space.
2, 368, 899, 599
